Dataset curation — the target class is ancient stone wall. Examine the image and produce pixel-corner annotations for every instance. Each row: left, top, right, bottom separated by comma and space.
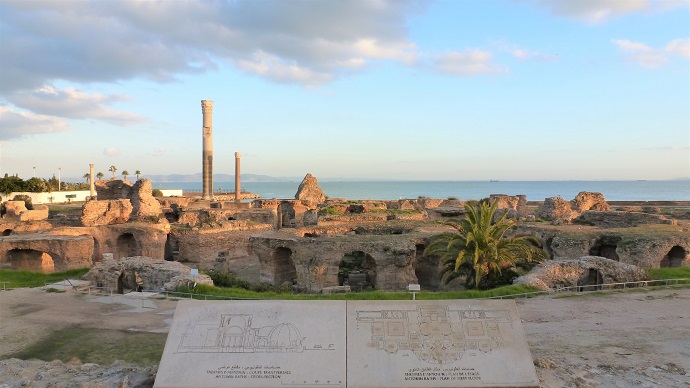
517, 225, 690, 269
514, 256, 649, 291
83, 256, 199, 292
81, 199, 133, 227
574, 211, 675, 228
0, 233, 93, 271
95, 179, 133, 200
250, 231, 437, 292
130, 179, 163, 219
172, 222, 272, 270
490, 194, 528, 219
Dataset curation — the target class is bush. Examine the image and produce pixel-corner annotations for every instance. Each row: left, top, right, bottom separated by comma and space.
151, 189, 164, 197
206, 270, 251, 290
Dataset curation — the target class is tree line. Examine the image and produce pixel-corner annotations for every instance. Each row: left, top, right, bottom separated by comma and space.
1, 167, 143, 195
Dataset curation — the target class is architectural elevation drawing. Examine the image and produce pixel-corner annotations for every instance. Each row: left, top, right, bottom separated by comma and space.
177, 313, 309, 353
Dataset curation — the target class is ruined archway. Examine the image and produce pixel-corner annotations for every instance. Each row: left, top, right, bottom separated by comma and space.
116, 233, 137, 259
273, 247, 297, 286
339, 251, 377, 290
578, 268, 603, 292
660, 246, 687, 268
278, 203, 295, 228
2, 229, 12, 236
4, 248, 55, 273
165, 234, 179, 262
589, 236, 621, 262
413, 244, 440, 291
91, 237, 101, 263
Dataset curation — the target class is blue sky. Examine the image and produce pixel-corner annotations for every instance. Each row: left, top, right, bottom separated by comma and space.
0, 0, 688, 181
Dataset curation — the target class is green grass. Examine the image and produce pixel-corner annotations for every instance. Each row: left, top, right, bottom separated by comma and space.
8, 327, 166, 366
647, 266, 690, 281
176, 283, 540, 300
0, 268, 90, 288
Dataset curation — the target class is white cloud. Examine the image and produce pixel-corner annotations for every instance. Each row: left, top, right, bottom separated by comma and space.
492, 41, 559, 62
434, 50, 508, 76
0, 106, 68, 141
665, 38, 690, 58
612, 39, 668, 68
522, 0, 651, 23
103, 147, 121, 157
7, 85, 146, 125
0, 0, 426, 91
236, 51, 334, 86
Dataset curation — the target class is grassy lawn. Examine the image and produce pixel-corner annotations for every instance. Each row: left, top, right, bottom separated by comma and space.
647, 266, 690, 282
0, 268, 90, 288
173, 283, 540, 300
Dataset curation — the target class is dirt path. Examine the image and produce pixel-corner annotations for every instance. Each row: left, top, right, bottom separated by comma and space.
1, 287, 689, 387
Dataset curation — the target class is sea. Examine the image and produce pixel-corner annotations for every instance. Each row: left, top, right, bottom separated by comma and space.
150, 180, 690, 202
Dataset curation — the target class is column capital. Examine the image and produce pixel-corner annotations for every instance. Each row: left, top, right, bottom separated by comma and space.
235, 152, 242, 158
201, 100, 214, 113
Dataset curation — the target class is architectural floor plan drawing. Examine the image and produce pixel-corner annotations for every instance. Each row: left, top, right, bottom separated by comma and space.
346, 300, 539, 388
355, 304, 511, 364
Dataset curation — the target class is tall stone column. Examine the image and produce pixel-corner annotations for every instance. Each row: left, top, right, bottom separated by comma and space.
201, 100, 214, 200
235, 152, 241, 203
89, 164, 96, 200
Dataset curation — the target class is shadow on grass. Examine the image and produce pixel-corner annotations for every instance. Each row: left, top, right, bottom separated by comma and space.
8, 327, 166, 366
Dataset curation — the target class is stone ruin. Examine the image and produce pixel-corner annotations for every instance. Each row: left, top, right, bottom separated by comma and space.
1, 172, 688, 294
83, 179, 163, 226
2, 201, 49, 222
538, 191, 611, 223
515, 256, 649, 291
294, 173, 326, 205
83, 256, 212, 293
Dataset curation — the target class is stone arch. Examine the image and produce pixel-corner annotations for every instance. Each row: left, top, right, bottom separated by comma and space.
273, 247, 296, 286
4, 248, 55, 273
589, 236, 621, 262
2, 229, 12, 236
278, 203, 295, 228
578, 268, 603, 292
165, 234, 179, 261
115, 233, 138, 259
339, 251, 377, 290
544, 237, 554, 260
91, 237, 101, 263
413, 243, 440, 291
660, 246, 687, 268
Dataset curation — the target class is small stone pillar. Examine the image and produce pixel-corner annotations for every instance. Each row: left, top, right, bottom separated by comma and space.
89, 163, 96, 200
201, 100, 214, 200
235, 152, 241, 203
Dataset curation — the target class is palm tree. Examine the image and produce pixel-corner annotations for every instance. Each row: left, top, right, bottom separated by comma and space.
109, 165, 117, 179
135, 170, 141, 180
96, 172, 104, 181
83, 173, 90, 184
122, 170, 129, 181
425, 200, 546, 289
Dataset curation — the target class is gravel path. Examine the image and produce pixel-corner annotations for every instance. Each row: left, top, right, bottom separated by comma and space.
1, 287, 689, 387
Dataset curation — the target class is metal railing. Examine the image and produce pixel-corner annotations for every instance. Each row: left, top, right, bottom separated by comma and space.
486, 278, 690, 299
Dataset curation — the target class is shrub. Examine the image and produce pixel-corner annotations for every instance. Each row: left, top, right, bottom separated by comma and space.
151, 189, 164, 197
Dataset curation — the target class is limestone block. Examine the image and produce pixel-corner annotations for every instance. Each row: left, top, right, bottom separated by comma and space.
571, 191, 610, 213
3, 201, 27, 219
18, 207, 49, 222
538, 196, 575, 223
130, 179, 162, 218
80, 199, 132, 226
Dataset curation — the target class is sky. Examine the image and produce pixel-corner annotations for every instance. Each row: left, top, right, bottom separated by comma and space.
0, 0, 688, 182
